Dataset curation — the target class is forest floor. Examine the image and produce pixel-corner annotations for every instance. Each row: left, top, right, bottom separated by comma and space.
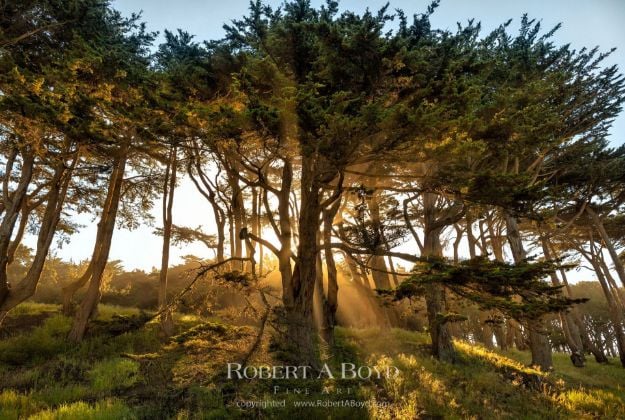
0, 303, 624, 419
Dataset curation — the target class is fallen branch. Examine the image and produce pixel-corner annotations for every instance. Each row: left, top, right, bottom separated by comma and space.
148, 257, 253, 323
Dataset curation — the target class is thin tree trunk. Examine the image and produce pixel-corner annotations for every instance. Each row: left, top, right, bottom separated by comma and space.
0, 152, 75, 324
504, 212, 553, 371
551, 243, 608, 363
275, 160, 294, 304
0, 151, 35, 304
586, 242, 625, 367
478, 311, 494, 349
541, 236, 584, 367
317, 199, 341, 345
486, 211, 505, 262
369, 191, 391, 290
466, 213, 477, 259
492, 319, 507, 350
159, 148, 176, 336
7, 203, 31, 265
386, 255, 399, 287
188, 155, 226, 263
256, 189, 263, 273
587, 206, 625, 288
593, 259, 625, 367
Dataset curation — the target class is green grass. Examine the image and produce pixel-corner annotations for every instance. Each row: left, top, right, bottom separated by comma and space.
0, 315, 71, 365
1, 303, 624, 419
7, 303, 60, 317
28, 399, 135, 420
336, 327, 625, 419
88, 358, 140, 393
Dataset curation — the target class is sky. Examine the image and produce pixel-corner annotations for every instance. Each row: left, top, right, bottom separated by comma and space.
29, 0, 625, 278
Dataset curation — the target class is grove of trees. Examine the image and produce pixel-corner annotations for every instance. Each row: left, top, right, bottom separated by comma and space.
1, 0, 624, 373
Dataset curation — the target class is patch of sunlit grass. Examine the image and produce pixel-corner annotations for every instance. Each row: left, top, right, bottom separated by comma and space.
95, 304, 142, 320
0, 389, 43, 419
555, 388, 625, 418
173, 313, 203, 324
8, 302, 59, 316
455, 341, 544, 376
28, 398, 135, 419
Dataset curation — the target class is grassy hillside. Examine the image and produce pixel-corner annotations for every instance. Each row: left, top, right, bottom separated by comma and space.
0, 303, 624, 419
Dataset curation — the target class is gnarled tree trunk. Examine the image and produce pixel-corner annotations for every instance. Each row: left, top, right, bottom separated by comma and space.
68, 149, 127, 342
61, 162, 121, 314
0, 151, 76, 325
0, 150, 35, 306
284, 156, 321, 367
422, 192, 457, 363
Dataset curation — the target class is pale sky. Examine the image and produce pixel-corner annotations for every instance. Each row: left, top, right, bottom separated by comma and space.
28, 0, 625, 278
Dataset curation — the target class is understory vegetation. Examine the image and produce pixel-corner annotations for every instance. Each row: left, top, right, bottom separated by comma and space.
0, 303, 623, 419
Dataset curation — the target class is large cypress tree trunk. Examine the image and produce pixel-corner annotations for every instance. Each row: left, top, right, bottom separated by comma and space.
275, 160, 294, 302
422, 192, 457, 363
527, 320, 554, 370
61, 162, 121, 314
504, 212, 553, 371
284, 156, 320, 367
68, 150, 127, 342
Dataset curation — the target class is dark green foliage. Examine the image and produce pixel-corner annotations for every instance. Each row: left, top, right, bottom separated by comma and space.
340, 185, 408, 252
216, 271, 252, 287
387, 256, 587, 321
88, 312, 152, 337
463, 173, 546, 217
